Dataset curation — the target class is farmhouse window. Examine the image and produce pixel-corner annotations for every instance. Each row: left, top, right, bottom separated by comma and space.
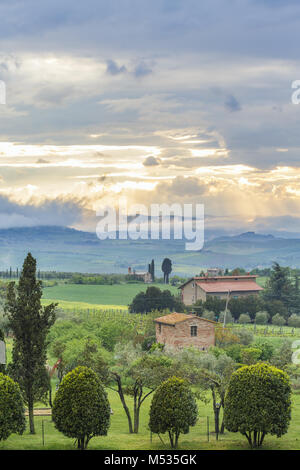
191, 325, 197, 337
159, 323, 162, 333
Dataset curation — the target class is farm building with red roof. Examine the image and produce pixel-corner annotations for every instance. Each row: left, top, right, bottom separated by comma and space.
179, 275, 263, 305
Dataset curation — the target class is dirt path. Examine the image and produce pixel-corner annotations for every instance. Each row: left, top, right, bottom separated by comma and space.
25, 408, 52, 416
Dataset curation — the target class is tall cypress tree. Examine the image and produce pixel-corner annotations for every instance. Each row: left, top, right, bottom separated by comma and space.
5, 253, 56, 434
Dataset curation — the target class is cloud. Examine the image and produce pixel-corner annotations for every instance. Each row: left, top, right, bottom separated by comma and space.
143, 156, 161, 166
106, 59, 127, 76
0, 0, 300, 235
0, 194, 92, 228
133, 61, 153, 78
224, 94, 242, 112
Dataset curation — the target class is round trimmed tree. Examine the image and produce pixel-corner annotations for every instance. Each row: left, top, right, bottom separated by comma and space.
0, 373, 26, 441
224, 363, 291, 448
149, 376, 198, 449
52, 366, 110, 449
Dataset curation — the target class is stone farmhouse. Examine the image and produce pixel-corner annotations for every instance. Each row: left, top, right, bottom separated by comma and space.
127, 267, 152, 283
154, 312, 216, 350
179, 274, 263, 305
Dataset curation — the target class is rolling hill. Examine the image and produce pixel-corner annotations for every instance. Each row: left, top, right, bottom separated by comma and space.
0, 226, 300, 275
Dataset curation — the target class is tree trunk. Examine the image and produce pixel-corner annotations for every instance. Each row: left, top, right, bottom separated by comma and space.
28, 395, 35, 434
211, 387, 220, 435
220, 396, 225, 434
77, 437, 85, 450
243, 431, 253, 448
168, 431, 174, 448
133, 390, 139, 433
220, 417, 225, 434
133, 385, 143, 433
115, 374, 134, 433
134, 408, 140, 434
49, 383, 53, 408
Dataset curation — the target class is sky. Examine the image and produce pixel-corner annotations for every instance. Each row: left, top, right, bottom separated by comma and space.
0, 0, 300, 235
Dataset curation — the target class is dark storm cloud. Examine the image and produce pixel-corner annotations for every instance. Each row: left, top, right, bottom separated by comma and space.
0, 194, 91, 228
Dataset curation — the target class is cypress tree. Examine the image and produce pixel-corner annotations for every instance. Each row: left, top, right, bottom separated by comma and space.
0, 328, 5, 374
150, 259, 155, 282
5, 253, 57, 434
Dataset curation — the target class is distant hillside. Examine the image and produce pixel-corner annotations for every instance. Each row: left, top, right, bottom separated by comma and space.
0, 226, 300, 275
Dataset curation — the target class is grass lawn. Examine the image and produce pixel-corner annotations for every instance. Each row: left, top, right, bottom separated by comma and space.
42, 283, 179, 308
1, 386, 300, 450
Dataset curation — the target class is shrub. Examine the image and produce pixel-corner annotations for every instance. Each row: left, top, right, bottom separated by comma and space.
141, 335, 156, 351
201, 310, 215, 321
215, 327, 239, 348
253, 340, 274, 361
288, 314, 300, 328
208, 346, 227, 359
52, 366, 111, 449
241, 347, 262, 365
272, 313, 286, 326
0, 373, 26, 441
234, 328, 254, 345
224, 344, 243, 363
149, 376, 198, 448
218, 310, 233, 324
238, 313, 251, 324
224, 363, 291, 448
255, 311, 269, 325
270, 340, 293, 370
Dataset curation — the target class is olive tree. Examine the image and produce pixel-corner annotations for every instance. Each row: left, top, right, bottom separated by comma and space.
255, 311, 269, 325
272, 313, 285, 326
167, 347, 235, 435
224, 363, 291, 448
52, 366, 110, 450
0, 373, 26, 441
108, 342, 178, 434
149, 376, 198, 448
238, 313, 251, 324
288, 314, 300, 328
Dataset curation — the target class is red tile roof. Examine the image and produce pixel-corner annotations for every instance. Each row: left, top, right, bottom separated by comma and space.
179, 275, 258, 289
196, 280, 263, 293
154, 312, 217, 325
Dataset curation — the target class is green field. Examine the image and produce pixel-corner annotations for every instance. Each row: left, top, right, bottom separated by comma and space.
41, 277, 266, 309
1, 385, 300, 450
42, 283, 179, 308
